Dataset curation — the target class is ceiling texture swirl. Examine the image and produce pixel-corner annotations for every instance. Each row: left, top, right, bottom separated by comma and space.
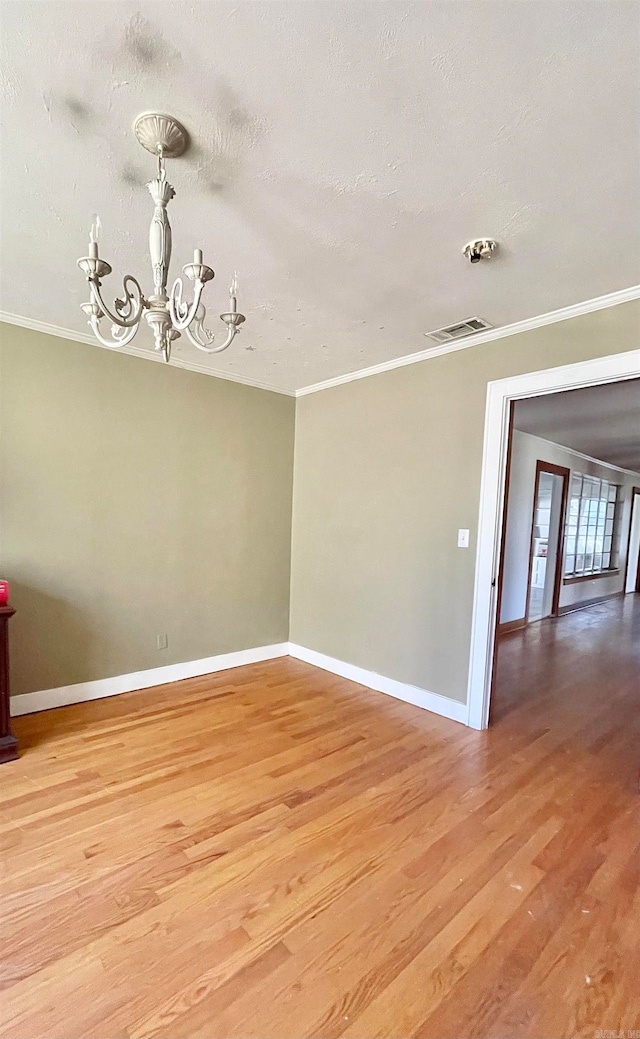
1, 0, 639, 393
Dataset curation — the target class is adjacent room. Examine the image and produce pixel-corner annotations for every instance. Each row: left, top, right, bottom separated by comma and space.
493, 379, 640, 727
1, 2, 639, 1038
500, 379, 640, 637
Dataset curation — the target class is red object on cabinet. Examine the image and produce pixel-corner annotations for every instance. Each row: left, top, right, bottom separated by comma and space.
0, 582, 8, 606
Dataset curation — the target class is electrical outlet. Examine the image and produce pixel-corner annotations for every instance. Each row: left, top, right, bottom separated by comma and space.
157, 633, 168, 650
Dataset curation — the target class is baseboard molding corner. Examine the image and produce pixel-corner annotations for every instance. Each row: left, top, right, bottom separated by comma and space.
497, 617, 527, 636
10, 642, 290, 717
288, 643, 468, 725
11, 640, 469, 726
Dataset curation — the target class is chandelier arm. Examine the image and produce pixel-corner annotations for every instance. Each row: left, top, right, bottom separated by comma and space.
78, 116, 245, 358
186, 321, 238, 354
168, 277, 205, 331
89, 275, 145, 328
88, 316, 140, 349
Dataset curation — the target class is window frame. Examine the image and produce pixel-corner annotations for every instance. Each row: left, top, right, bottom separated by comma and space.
562, 472, 621, 583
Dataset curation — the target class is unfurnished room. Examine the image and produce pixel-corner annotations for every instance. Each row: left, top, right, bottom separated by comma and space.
0, 3, 639, 1038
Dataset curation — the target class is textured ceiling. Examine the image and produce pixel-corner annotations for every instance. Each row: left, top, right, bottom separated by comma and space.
1, 0, 639, 393
514, 378, 640, 474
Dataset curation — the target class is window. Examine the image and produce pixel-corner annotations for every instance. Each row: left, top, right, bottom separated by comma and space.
563, 473, 620, 578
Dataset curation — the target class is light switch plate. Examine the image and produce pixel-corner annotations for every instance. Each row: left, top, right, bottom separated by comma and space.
457, 529, 470, 548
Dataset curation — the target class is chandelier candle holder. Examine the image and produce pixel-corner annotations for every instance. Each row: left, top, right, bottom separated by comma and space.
77, 113, 245, 363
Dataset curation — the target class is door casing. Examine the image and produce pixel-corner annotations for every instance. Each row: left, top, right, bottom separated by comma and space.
524, 461, 570, 623
466, 349, 640, 731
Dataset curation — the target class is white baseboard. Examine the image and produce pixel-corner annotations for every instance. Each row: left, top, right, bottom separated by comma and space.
288, 643, 468, 725
10, 640, 468, 727
10, 643, 290, 717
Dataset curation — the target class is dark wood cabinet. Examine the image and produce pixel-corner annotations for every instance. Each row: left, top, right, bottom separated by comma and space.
0, 605, 18, 763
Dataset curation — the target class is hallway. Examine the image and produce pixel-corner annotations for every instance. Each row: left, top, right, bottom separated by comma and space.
492, 594, 640, 762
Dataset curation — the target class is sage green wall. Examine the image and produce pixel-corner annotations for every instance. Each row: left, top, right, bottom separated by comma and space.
3, 303, 639, 705
0, 324, 295, 696
290, 300, 640, 705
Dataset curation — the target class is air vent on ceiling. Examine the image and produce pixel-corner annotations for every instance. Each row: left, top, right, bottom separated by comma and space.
425, 317, 493, 344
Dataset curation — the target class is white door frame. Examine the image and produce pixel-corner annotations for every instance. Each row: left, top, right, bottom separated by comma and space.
624, 489, 640, 593
466, 348, 640, 730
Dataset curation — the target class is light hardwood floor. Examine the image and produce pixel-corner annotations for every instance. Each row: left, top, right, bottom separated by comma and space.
1, 596, 639, 1038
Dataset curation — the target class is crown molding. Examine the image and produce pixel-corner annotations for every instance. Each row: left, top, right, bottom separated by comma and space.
515, 430, 640, 479
0, 310, 296, 397
2, 285, 638, 400
295, 285, 640, 397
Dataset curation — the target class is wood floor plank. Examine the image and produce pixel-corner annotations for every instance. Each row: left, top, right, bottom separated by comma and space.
1, 596, 638, 1038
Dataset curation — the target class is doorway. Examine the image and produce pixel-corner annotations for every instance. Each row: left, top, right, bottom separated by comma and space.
466, 350, 640, 730
625, 487, 640, 594
526, 463, 569, 622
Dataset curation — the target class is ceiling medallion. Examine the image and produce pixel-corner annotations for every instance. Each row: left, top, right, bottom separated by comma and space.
77, 113, 245, 363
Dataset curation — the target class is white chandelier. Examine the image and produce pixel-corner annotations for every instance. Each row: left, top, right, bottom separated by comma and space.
77, 113, 245, 364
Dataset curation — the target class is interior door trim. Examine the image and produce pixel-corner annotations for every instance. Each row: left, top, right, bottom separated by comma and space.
524, 460, 571, 624
623, 487, 640, 594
